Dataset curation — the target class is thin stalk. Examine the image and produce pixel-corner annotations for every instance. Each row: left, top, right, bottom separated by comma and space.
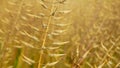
37, 1, 55, 68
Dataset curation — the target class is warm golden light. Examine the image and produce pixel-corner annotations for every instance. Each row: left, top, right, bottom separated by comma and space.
0, 0, 120, 68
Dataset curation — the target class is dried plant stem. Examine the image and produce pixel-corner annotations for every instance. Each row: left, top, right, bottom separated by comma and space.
37, 1, 55, 68
37, 17, 52, 68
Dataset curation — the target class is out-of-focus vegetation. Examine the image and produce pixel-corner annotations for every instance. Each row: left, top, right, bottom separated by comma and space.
0, 0, 120, 68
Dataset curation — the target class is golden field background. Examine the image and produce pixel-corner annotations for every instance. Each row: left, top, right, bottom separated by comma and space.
0, 0, 120, 68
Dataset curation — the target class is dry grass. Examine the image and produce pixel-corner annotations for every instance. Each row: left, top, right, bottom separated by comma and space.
0, 0, 120, 68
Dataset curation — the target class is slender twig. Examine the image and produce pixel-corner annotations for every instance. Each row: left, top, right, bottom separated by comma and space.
37, 0, 55, 68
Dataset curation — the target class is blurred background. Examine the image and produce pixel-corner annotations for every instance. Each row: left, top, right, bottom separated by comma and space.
0, 0, 120, 68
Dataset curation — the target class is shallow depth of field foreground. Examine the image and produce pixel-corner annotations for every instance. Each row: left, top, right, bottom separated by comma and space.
0, 0, 120, 68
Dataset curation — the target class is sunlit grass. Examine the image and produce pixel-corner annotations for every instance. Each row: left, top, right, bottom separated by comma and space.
0, 0, 120, 68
